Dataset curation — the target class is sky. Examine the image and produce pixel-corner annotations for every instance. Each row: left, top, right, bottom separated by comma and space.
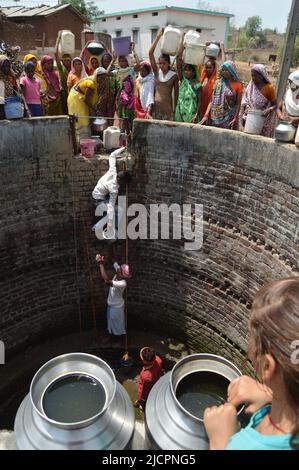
0, 0, 293, 32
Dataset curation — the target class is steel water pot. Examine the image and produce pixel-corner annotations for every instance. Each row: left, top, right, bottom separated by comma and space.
275, 120, 296, 142
145, 353, 244, 450
14, 353, 135, 450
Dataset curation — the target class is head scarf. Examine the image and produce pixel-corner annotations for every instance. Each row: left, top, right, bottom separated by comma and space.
23, 53, 42, 75
285, 70, 299, 116
70, 57, 87, 79
0, 54, 16, 97
135, 62, 155, 117
288, 70, 299, 87
121, 264, 131, 279
101, 52, 112, 69
41, 55, 60, 95
219, 60, 241, 83
88, 55, 100, 72
94, 66, 108, 78
251, 64, 271, 84
120, 74, 135, 110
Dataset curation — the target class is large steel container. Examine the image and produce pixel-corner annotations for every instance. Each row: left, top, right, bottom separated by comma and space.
145, 353, 243, 450
14, 353, 135, 450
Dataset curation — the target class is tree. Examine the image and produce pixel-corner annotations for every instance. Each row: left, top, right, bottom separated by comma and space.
245, 16, 262, 38
61, 0, 104, 21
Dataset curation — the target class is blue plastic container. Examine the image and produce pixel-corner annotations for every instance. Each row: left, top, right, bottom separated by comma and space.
4, 96, 24, 119
112, 36, 131, 56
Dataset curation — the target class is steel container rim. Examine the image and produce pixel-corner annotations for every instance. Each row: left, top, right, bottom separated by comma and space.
170, 353, 244, 423
30, 352, 116, 429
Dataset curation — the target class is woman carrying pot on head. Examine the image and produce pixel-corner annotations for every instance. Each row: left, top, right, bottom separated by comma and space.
240, 64, 277, 137
67, 57, 87, 91
277, 70, 299, 127
174, 38, 202, 123
68, 67, 102, 140
134, 61, 155, 119
200, 60, 243, 130
149, 28, 179, 121
0, 55, 18, 120
40, 55, 62, 116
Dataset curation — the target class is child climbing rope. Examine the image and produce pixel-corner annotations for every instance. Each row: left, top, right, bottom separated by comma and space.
95, 252, 131, 339
92, 146, 131, 240
204, 277, 299, 450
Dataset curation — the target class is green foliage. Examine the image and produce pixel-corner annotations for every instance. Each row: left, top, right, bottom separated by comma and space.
61, 0, 103, 20
245, 16, 262, 38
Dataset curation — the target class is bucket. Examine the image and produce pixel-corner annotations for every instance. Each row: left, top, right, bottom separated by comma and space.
80, 138, 96, 157
4, 96, 23, 119
244, 109, 265, 135
113, 36, 131, 56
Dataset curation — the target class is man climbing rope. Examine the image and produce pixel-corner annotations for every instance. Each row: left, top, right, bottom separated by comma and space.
92, 146, 131, 239
95, 252, 131, 339
134, 347, 163, 411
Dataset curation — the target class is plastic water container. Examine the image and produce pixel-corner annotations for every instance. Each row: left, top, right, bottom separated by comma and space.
161, 26, 182, 56
113, 36, 131, 56
80, 138, 96, 157
244, 109, 265, 135
58, 30, 75, 56
206, 43, 220, 58
184, 30, 201, 46
103, 126, 121, 150
4, 96, 23, 119
183, 44, 206, 66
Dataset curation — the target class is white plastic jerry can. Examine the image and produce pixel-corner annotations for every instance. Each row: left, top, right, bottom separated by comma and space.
103, 126, 121, 150
161, 26, 182, 56
58, 30, 75, 56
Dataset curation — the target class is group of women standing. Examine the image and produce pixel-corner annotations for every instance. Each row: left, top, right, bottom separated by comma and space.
1, 30, 299, 140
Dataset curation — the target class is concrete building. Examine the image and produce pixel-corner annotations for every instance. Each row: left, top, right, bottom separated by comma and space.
95, 5, 233, 59
1, 5, 88, 51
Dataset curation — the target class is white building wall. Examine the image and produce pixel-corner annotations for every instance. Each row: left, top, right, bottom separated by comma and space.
95, 9, 228, 60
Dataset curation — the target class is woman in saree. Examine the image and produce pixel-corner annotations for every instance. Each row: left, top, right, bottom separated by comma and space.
110, 44, 140, 131
175, 40, 202, 123
67, 57, 87, 91
241, 64, 277, 137
201, 60, 243, 130
200, 59, 217, 117
277, 70, 299, 127
95, 52, 116, 120
40, 55, 62, 116
0, 55, 18, 119
68, 67, 101, 140
134, 61, 155, 119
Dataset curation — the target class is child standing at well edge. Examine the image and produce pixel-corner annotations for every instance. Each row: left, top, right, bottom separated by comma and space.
204, 277, 299, 450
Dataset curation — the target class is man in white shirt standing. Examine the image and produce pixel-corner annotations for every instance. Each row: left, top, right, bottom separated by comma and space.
96, 253, 131, 338
92, 147, 130, 237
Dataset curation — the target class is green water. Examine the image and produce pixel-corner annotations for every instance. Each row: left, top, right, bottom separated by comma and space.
42, 374, 106, 423
176, 372, 229, 420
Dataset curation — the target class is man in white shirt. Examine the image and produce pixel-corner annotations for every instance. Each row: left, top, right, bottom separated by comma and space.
92, 147, 130, 233
96, 253, 131, 337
